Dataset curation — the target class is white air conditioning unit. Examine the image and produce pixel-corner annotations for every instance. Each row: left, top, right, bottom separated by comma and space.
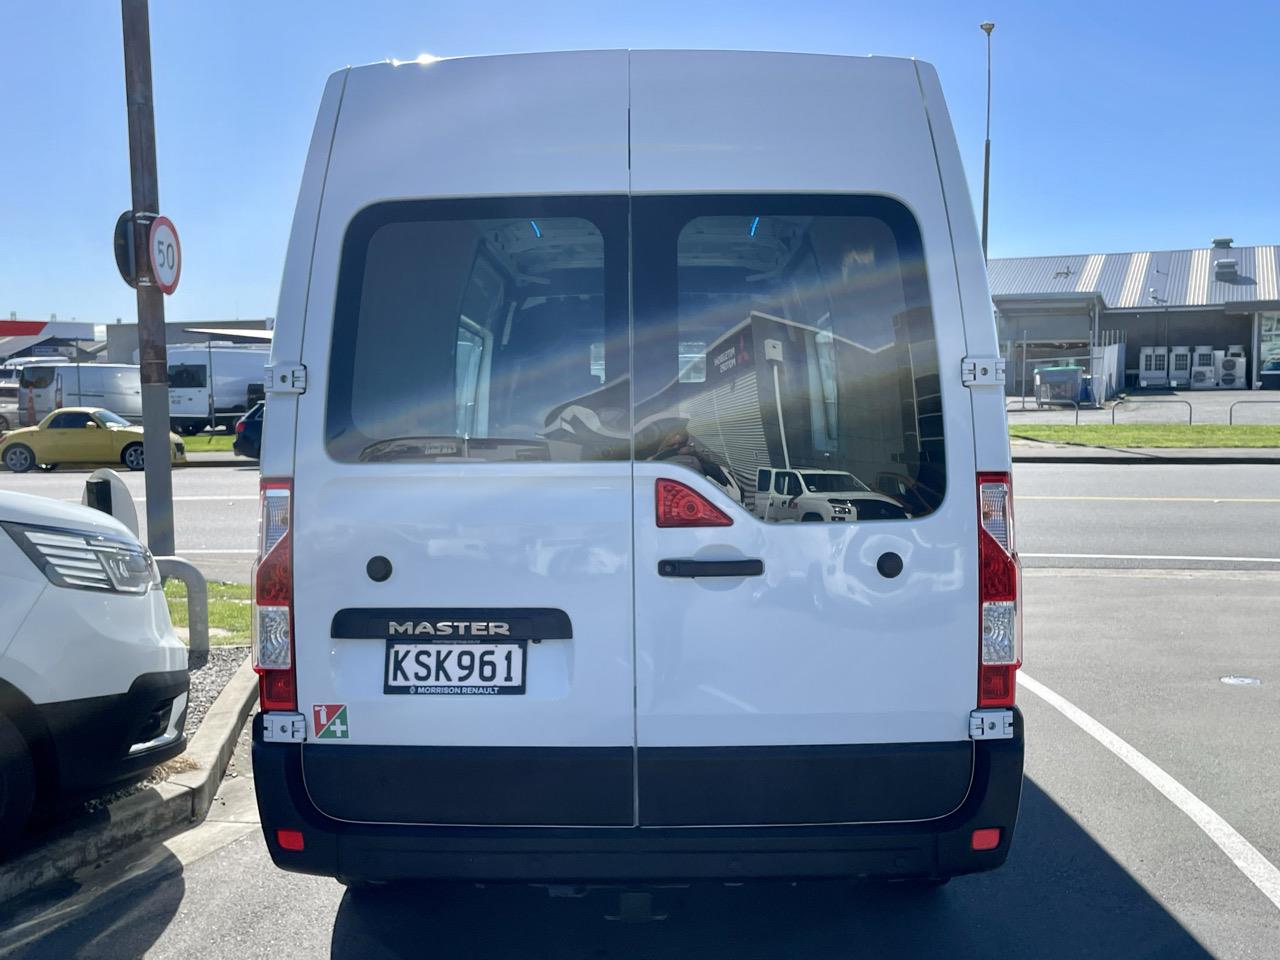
1168, 346, 1192, 387
1227, 344, 1246, 358
1191, 345, 1217, 389
1138, 346, 1169, 387
1219, 353, 1246, 389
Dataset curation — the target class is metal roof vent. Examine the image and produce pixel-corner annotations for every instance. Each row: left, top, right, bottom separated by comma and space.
1212, 237, 1234, 249
1214, 258, 1239, 281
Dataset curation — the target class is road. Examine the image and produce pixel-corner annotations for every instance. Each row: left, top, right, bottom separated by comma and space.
3, 461, 1278, 580
1, 461, 1279, 958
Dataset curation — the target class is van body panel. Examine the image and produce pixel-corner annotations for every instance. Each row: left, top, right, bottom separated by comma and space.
291, 56, 634, 825
261, 68, 347, 481
627, 54, 979, 775
291, 466, 636, 749
323, 52, 630, 209
264, 50, 1020, 854
165, 346, 269, 427
23, 364, 143, 423
913, 61, 1013, 473
629, 52, 943, 198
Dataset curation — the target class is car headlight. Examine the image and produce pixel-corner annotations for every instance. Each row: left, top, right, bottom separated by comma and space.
2, 521, 160, 594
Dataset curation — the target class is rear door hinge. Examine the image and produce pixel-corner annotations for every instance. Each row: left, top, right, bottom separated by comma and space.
261, 711, 307, 743
961, 356, 1006, 387
969, 708, 1014, 740
266, 362, 307, 395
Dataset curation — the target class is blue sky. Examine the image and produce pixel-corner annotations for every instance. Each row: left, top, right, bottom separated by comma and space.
2, 0, 1277, 324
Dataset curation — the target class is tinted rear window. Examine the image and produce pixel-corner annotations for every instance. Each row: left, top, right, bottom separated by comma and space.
633, 196, 945, 519
19, 366, 58, 389
327, 195, 944, 521
169, 364, 207, 388
327, 198, 629, 463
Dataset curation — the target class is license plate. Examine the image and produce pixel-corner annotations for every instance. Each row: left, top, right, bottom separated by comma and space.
383, 640, 527, 695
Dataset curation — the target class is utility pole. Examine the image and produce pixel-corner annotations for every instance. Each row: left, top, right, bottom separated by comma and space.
120, 0, 175, 557
980, 21, 995, 261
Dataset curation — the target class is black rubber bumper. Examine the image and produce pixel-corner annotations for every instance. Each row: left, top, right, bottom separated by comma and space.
38, 669, 189, 795
252, 709, 1024, 884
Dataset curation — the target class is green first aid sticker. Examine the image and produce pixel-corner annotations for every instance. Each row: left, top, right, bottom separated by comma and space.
312, 704, 349, 740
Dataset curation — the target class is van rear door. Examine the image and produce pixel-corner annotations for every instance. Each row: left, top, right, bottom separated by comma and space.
628, 52, 981, 826
290, 53, 636, 827
168, 363, 209, 425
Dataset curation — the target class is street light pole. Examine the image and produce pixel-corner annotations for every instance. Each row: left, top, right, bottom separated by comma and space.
980, 21, 995, 261
120, 0, 175, 557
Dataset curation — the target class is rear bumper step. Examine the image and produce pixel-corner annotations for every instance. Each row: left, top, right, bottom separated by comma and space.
252, 710, 1024, 883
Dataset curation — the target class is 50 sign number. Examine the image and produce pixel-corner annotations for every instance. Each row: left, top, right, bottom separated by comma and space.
147, 216, 181, 294
155, 238, 175, 271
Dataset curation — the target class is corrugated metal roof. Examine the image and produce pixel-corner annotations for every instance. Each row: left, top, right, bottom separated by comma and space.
989, 244, 1280, 309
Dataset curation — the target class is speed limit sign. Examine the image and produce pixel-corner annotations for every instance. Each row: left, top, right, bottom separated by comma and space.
148, 215, 182, 294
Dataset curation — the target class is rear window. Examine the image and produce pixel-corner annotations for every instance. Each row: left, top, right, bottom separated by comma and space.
632, 195, 945, 520
327, 198, 629, 462
169, 364, 207, 389
19, 366, 57, 389
327, 195, 944, 521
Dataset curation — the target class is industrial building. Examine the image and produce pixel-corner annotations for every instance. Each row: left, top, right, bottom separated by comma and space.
989, 238, 1280, 398
0, 318, 99, 361
102, 317, 271, 362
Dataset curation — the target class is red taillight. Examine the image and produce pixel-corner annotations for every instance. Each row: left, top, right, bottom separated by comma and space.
235, 420, 246, 434
977, 472, 1020, 707
276, 828, 305, 851
253, 478, 295, 711
971, 827, 1002, 851
655, 478, 733, 528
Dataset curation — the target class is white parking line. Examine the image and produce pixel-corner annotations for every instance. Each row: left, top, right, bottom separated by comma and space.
1020, 671, 1280, 912
59, 496, 257, 503
1020, 496, 1280, 503
1022, 552, 1280, 564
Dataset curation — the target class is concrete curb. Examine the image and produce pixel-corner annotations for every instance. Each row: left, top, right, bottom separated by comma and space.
1013, 453, 1280, 464
0, 658, 258, 904
1011, 444, 1280, 465
181, 455, 255, 469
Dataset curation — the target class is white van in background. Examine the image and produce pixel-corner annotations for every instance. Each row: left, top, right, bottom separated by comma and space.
0, 356, 69, 388
19, 363, 141, 426
251, 50, 1022, 888
165, 344, 269, 434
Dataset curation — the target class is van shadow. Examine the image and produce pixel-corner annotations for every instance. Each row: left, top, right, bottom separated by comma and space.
0, 847, 184, 959
329, 779, 1212, 960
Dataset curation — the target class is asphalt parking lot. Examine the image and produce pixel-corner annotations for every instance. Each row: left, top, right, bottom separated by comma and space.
1, 460, 1278, 958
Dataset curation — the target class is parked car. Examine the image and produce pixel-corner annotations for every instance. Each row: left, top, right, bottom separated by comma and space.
233, 401, 263, 459
251, 51, 1023, 889
0, 383, 17, 433
753, 467, 911, 522
0, 490, 188, 851
0, 407, 186, 473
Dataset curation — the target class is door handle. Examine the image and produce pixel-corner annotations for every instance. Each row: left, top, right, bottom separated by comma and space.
658, 559, 764, 578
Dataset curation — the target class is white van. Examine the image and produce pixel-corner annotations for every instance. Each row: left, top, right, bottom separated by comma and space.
251, 51, 1022, 887
20, 363, 142, 426
165, 344, 269, 434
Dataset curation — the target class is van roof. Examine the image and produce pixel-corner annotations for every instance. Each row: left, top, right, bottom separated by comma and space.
342, 48, 929, 78
319, 49, 947, 217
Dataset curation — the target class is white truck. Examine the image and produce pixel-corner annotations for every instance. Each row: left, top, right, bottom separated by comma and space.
164, 344, 269, 434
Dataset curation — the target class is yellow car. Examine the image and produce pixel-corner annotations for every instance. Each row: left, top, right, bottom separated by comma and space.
0, 407, 186, 473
